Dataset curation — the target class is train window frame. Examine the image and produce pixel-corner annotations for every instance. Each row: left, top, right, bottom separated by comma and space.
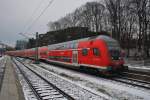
82, 48, 88, 56
70, 43, 74, 49
93, 48, 100, 56
67, 43, 71, 49
63, 44, 67, 49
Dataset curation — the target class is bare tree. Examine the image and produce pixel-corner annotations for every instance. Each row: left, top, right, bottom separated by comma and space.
48, 2, 105, 32
47, 0, 150, 58
129, 0, 150, 58
81, 2, 105, 32
48, 21, 61, 31
105, 0, 126, 41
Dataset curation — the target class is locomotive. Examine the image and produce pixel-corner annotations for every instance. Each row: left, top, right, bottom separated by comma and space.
6, 35, 126, 74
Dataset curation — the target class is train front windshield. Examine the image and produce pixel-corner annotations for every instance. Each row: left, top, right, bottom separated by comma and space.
106, 41, 121, 60
96, 35, 122, 60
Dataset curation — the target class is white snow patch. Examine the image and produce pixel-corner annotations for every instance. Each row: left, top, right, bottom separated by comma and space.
31, 64, 111, 100
18, 58, 150, 100
37, 62, 150, 100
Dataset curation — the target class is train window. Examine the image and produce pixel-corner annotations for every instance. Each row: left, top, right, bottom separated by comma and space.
72, 42, 77, 49
82, 48, 88, 56
93, 48, 100, 56
70, 43, 74, 49
67, 43, 71, 49
63, 44, 67, 49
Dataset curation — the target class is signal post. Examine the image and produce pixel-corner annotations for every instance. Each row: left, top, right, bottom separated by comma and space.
34, 32, 40, 64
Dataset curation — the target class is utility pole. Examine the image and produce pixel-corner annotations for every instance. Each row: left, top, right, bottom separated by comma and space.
19, 32, 40, 64
34, 32, 40, 64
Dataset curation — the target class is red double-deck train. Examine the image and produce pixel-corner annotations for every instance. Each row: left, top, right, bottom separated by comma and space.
6, 35, 127, 74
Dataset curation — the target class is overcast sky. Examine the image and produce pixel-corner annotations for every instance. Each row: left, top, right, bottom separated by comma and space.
0, 0, 96, 46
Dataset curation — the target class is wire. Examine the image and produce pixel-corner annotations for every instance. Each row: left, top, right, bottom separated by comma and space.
23, 0, 44, 33
25, 0, 54, 33
19, 33, 30, 39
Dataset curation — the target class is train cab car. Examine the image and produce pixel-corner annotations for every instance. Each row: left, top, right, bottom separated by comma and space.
78, 35, 124, 73
47, 35, 125, 74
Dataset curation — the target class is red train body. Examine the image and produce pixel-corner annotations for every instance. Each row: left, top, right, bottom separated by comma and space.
6, 35, 126, 74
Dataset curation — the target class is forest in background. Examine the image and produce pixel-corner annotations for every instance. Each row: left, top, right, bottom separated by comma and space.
47, 0, 150, 58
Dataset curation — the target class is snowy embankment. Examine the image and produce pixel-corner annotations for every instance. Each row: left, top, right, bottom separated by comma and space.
125, 58, 150, 72
21, 58, 150, 100
0, 56, 4, 61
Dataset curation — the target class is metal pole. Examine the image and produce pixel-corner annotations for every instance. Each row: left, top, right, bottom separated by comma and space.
34, 32, 40, 64
143, 31, 147, 66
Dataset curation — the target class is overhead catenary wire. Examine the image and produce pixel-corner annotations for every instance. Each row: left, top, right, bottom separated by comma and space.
22, 0, 44, 33
19, 33, 30, 39
25, 0, 54, 33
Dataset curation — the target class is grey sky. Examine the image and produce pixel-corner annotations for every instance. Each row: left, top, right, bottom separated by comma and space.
0, 0, 95, 46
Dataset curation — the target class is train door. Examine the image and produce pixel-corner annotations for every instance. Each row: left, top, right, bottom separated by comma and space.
72, 50, 78, 66
91, 48, 101, 65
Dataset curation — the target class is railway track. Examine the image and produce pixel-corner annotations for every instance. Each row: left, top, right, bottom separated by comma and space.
41, 60, 150, 90
112, 70, 150, 90
41, 59, 150, 90
122, 70, 150, 78
112, 77, 150, 89
13, 57, 107, 100
13, 58, 75, 100
15, 57, 150, 91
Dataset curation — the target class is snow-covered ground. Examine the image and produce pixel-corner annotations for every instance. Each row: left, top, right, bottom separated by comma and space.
12, 60, 37, 100
21, 58, 150, 100
125, 58, 150, 72
0, 56, 4, 61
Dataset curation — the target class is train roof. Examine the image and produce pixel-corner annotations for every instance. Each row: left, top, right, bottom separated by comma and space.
49, 35, 117, 45
89, 35, 117, 42
48, 35, 118, 50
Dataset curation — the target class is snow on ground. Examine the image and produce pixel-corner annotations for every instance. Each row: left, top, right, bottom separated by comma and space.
12, 61, 37, 100
125, 58, 150, 72
39, 63, 150, 100
0, 56, 4, 61
20, 58, 150, 100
